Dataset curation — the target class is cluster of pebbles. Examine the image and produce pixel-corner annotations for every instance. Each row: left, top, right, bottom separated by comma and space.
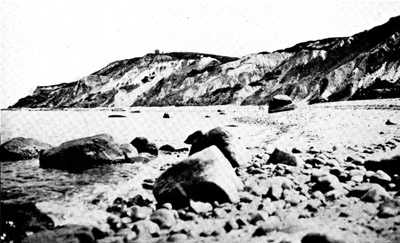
95, 134, 400, 243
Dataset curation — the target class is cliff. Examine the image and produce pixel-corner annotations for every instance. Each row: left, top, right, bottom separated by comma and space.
11, 16, 400, 108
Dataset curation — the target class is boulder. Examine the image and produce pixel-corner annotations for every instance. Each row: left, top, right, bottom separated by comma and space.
267, 148, 304, 167
1, 202, 54, 243
21, 225, 96, 243
268, 95, 297, 113
349, 183, 391, 202
364, 147, 400, 175
40, 134, 138, 171
153, 146, 243, 208
184, 127, 250, 167
0, 137, 52, 161
130, 137, 158, 156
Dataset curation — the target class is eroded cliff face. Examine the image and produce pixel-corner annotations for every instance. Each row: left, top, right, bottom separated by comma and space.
11, 16, 400, 108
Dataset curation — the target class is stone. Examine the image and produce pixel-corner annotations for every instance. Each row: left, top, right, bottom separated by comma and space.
1, 202, 54, 243
349, 183, 391, 202
267, 148, 304, 167
268, 95, 297, 113
21, 224, 96, 243
159, 144, 176, 152
40, 134, 138, 171
163, 113, 171, 118
189, 200, 213, 214
0, 137, 52, 161
249, 211, 269, 225
377, 199, 400, 218
130, 206, 152, 222
184, 127, 250, 167
312, 173, 342, 193
370, 170, 392, 185
364, 147, 400, 175
150, 209, 176, 229
167, 233, 188, 242
131, 220, 160, 238
130, 137, 158, 156
301, 231, 357, 243
153, 146, 243, 208
252, 216, 281, 236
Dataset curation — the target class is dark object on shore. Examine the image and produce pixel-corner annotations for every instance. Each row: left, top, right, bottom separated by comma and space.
268, 95, 297, 113
159, 144, 189, 153
131, 110, 141, 113
131, 137, 159, 156
0, 137, 52, 161
1, 202, 54, 243
385, 119, 396, 125
21, 225, 97, 243
184, 127, 250, 167
364, 147, 400, 175
153, 146, 243, 208
163, 113, 170, 118
40, 134, 138, 171
108, 114, 126, 118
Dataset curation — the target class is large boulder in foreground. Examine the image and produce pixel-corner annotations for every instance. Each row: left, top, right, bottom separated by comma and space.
153, 146, 243, 208
1, 202, 54, 243
40, 134, 138, 171
268, 95, 297, 113
184, 127, 250, 167
0, 137, 52, 161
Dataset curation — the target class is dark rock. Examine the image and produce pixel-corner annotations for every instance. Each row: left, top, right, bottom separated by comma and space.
159, 144, 176, 152
267, 148, 304, 167
0, 137, 52, 161
268, 95, 296, 113
301, 232, 351, 243
163, 113, 170, 118
130, 137, 158, 156
386, 119, 396, 125
1, 202, 54, 243
184, 127, 250, 167
21, 224, 95, 243
127, 195, 152, 207
153, 146, 243, 208
364, 147, 400, 175
150, 209, 176, 229
108, 114, 126, 118
39, 134, 139, 171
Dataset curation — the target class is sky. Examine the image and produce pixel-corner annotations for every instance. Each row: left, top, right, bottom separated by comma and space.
1, 0, 400, 108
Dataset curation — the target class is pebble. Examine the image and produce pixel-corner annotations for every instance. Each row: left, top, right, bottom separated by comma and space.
130, 206, 152, 222
189, 200, 212, 214
150, 209, 176, 229
224, 218, 239, 232
252, 216, 281, 236
167, 233, 188, 242
371, 170, 392, 185
249, 211, 269, 225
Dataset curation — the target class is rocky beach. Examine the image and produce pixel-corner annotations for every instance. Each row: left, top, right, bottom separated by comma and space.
1, 12, 400, 243
1, 98, 400, 243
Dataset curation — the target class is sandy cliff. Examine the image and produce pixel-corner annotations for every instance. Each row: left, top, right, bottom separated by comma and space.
11, 16, 400, 108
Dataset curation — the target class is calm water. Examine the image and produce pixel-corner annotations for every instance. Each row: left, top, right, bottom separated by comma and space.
1, 107, 260, 204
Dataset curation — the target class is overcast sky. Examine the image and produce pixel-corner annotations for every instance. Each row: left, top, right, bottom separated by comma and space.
1, 0, 399, 108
